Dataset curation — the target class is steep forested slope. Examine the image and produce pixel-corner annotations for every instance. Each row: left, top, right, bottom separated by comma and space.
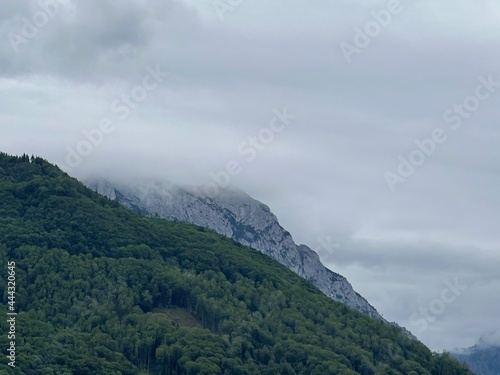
85, 177, 382, 320
0, 153, 473, 374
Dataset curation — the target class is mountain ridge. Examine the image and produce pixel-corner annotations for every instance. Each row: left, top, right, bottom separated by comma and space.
0, 152, 472, 374
450, 333, 500, 375
85, 177, 382, 320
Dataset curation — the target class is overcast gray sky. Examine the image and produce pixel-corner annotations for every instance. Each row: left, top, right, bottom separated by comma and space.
1, 0, 499, 351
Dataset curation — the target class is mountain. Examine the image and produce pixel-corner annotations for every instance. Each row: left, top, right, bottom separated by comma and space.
85, 177, 382, 319
452, 346, 500, 375
451, 333, 500, 375
0, 152, 473, 374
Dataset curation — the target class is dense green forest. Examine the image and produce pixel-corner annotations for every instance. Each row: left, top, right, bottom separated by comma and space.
0, 153, 473, 374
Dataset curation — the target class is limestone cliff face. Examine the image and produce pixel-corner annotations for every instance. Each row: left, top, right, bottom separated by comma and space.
85, 178, 382, 319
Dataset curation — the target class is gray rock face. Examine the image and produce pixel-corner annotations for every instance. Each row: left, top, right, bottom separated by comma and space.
85, 178, 382, 319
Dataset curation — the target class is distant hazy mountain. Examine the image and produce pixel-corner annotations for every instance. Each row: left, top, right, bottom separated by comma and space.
451, 333, 500, 375
85, 177, 383, 320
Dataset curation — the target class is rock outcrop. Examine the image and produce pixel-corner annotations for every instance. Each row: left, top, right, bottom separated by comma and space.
86, 178, 382, 319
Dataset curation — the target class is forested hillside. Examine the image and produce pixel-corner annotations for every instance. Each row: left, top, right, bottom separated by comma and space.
0, 153, 473, 374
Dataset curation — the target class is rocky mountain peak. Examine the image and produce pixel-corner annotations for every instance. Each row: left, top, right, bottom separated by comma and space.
85, 177, 382, 320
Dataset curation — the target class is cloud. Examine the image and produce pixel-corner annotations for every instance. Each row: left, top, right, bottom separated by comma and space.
477, 330, 500, 348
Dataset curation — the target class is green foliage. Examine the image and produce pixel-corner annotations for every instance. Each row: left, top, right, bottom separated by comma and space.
0, 153, 473, 374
